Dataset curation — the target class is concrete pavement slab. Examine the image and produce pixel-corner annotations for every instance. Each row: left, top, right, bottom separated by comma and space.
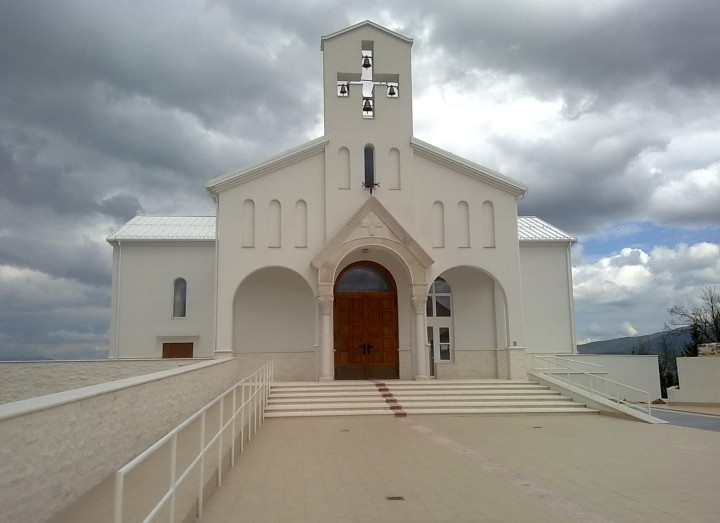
198, 414, 720, 522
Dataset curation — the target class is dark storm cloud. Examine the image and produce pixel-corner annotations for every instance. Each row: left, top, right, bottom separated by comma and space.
0, 1, 718, 356
414, 0, 720, 108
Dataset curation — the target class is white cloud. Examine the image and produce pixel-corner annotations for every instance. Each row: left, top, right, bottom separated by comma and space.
647, 163, 720, 225
573, 242, 720, 340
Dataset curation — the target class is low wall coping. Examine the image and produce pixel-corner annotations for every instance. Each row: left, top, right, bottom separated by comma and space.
0, 358, 230, 422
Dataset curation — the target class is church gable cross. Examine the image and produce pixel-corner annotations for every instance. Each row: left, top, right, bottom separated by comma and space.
360, 213, 384, 237
336, 44, 399, 119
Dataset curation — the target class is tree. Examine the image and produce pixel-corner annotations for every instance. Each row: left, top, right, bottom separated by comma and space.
666, 286, 720, 357
657, 334, 677, 397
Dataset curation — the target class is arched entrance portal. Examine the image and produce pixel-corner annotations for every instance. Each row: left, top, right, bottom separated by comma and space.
334, 261, 399, 380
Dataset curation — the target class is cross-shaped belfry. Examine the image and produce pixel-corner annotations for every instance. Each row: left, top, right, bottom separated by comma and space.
337, 49, 399, 118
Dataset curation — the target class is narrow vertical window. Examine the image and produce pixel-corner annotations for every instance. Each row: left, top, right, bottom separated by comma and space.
432, 201, 445, 248
339, 147, 350, 189
389, 148, 401, 189
269, 199, 281, 247
295, 199, 307, 247
482, 200, 496, 248
242, 199, 255, 247
173, 278, 187, 318
363, 144, 377, 192
426, 277, 453, 362
458, 201, 470, 247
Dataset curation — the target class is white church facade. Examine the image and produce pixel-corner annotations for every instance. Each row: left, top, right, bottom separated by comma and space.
107, 21, 577, 382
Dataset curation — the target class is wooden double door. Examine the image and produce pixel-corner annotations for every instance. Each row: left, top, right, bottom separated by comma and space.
334, 291, 399, 380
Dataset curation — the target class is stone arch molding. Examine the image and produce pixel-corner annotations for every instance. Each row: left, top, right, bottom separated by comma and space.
312, 197, 435, 380
311, 197, 434, 295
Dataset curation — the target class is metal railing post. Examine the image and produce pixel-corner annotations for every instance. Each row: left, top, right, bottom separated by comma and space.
231, 386, 237, 467
198, 411, 206, 518
113, 472, 124, 523
169, 434, 177, 522
218, 396, 224, 488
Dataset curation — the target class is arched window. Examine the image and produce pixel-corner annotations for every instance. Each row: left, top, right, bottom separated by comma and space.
363, 144, 377, 192
426, 277, 453, 362
336, 263, 392, 292
172, 278, 187, 318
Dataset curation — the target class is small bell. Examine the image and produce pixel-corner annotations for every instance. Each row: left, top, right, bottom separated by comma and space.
362, 99, 373, 113
362, 55, 372, 69
388, 85, 396, 97
339, 83, 348, 95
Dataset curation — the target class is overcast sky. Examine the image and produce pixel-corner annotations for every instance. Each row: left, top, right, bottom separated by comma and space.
1, 0, 718, 359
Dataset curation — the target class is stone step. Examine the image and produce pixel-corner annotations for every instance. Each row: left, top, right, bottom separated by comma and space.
269, 394, 566, 405
266, 400, 583, 411
264, 380, 599, 418
265, 407, 599, 418
271, 388, 561, 398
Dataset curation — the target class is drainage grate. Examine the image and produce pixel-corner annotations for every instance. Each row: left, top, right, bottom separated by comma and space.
386, 496, 405, 501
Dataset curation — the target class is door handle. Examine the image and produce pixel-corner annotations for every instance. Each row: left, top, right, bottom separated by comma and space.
359, 343, 367, 355
367, 344, 372, 355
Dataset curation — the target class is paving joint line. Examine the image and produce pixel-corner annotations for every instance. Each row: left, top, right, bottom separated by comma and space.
399, 417, 613, 523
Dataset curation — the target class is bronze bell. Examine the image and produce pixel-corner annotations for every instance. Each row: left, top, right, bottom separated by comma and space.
339, 83, 347, 95
388, 85, 396, 96
363, 99, 373, 112
362, 56, 371, 69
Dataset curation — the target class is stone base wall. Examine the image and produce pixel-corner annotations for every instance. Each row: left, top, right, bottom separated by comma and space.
436, 350, 497, 379
233, 351, 317, 381
435, 347, 527, 380
399, 349, 412, 379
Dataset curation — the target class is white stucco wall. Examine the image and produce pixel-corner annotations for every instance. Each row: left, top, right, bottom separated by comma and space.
519, 242, 576, 354
0, 360, 196, 404
112, 241, 216, 358
668, 357, 720, 404
0, 358, 241, 523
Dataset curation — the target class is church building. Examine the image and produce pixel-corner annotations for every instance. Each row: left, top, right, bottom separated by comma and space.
107, 21, 577, 382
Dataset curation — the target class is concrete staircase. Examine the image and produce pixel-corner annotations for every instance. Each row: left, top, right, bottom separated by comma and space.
264, 380, 599, 418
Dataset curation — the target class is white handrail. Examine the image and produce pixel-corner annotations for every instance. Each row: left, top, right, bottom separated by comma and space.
531, 355, 652, 418
113, 360, 273, 523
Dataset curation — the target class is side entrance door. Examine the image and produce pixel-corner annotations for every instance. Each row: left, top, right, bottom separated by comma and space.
334, 263, 399, 380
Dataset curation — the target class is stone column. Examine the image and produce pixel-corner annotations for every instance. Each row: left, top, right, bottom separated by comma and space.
412, 294, 430, 380
317, 295, 335, 382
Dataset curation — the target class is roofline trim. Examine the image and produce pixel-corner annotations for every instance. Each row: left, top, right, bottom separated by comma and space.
206, 137, 329, 195
321, 20, 413, 50
410, 138, 528, 199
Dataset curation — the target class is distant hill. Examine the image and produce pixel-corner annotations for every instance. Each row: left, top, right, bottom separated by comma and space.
577, 329, 690, 355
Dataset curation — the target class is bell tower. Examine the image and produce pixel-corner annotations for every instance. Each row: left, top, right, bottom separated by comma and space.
321, 21, 414, 144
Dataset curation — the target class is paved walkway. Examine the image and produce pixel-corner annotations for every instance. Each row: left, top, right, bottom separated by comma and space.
650, 404, 720, 432
198, 413, 720, 522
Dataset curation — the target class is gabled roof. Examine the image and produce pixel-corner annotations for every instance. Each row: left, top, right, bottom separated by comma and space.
106, 215, 215, 242
518, 217, 576, 243
410, 138, 528, 199
206, 136, 328, 196
107, 215, 576, 244
321, 20, 413, 50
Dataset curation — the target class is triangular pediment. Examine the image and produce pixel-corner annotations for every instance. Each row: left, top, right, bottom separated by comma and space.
311, 197, 433, 271
320, 20, 413, 50
206, 136, 328, 195
410, 138, 528, 199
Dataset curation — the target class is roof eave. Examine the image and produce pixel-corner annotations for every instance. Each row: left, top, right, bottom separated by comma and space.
321, 20, 413, 50
410, 137, 528, 199
206, 136, 329, 196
